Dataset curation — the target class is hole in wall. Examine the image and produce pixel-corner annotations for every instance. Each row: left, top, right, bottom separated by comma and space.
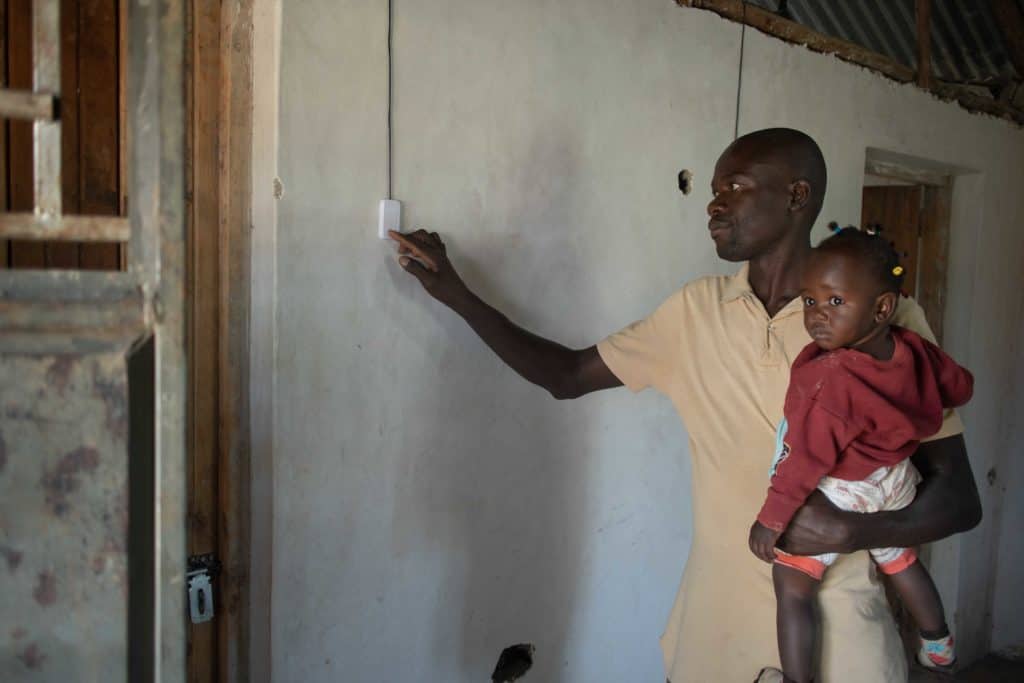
678, 169, 693, 195
491, 643, 535, 682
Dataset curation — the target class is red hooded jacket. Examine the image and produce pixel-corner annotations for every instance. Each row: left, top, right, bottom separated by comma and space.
757, 326, 973, 532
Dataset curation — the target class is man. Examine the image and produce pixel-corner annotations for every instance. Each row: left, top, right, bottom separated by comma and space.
392, 128, 981, 681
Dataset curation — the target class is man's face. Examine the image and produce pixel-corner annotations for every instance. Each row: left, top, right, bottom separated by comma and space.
800, 250, 886, 351
706, 143, 795, 262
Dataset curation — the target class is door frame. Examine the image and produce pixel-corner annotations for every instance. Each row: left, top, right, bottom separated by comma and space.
861, 147, 1008, 662
185, 0, 256, 680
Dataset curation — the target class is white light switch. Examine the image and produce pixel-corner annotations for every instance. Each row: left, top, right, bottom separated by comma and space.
378, 199, 401, 239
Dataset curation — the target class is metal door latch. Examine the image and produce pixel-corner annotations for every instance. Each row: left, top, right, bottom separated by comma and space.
187, 553, 221, 624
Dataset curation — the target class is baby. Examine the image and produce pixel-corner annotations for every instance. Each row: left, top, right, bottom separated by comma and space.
748, 227, 973, 683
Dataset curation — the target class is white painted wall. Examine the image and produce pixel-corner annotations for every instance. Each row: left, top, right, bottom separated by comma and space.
266, 2, 1024, 680
992, 294, 1024, 652
250, 2, 281, 681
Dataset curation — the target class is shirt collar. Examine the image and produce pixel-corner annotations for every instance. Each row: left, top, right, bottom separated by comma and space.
721, 262, 804, 319
720, 263, 753, 303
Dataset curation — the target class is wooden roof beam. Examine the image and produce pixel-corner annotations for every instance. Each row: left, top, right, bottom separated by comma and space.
990, 0, 1024, 81
916, 0, 932, 89
676, 0, 915, 82
676, 0, 1024, 126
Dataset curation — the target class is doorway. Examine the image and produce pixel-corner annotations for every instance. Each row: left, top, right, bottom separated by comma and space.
862, 155, 955, 666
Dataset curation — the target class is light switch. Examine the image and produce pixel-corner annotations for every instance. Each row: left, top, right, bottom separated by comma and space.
378, 199, 401, 239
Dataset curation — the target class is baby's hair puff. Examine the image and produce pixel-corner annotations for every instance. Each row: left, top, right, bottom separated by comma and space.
818, 225, 906, 294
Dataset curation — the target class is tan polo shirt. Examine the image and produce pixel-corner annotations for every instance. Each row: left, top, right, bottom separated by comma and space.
597, 263, 963, 683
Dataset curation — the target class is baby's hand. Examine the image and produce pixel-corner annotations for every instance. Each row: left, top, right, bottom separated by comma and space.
748, 521, 783, 563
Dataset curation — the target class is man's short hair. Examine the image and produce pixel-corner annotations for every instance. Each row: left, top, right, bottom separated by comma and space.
735, 128, 827, 225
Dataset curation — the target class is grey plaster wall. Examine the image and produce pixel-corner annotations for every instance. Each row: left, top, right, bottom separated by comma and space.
992, 297, 1024, 652
271, 1, 1024, 680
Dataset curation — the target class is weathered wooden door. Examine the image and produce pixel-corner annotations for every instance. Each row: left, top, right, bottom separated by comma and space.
861, 183, 950, 343
861, 185, 922, 298
0, 1, 185, 681
1, 0, 126, 271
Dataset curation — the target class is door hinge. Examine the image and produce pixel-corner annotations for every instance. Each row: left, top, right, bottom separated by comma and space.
187, 553, 221, 624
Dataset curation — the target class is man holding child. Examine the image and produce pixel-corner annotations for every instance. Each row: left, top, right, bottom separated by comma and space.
391, 128, 981, 682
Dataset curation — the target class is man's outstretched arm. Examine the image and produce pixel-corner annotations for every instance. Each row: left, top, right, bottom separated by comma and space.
778, 434, 982, 556
393, 230, 623, 399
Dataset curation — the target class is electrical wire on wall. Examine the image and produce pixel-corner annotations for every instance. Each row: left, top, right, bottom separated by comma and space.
734, 2, 746, 140
377, 0, 402, 242
387, 0, 393, 199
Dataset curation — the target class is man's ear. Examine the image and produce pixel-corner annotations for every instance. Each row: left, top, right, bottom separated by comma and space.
789, 180, 811, 212
875, 291, 898, 324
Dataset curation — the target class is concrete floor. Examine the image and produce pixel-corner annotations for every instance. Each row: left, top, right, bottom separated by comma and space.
909, 652, 1024, 682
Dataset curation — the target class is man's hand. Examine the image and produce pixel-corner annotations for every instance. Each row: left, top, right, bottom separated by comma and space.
777, 435, 982, 556
390, 229, 469, 308
749, 521, 783, 563
775, 490, 856, 556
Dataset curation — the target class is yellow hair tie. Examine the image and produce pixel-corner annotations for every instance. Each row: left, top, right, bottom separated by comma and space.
892, 266, 904, 276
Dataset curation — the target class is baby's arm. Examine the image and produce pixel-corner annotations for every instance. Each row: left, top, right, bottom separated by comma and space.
757, 404, 851, 529
749, 398, 853, 562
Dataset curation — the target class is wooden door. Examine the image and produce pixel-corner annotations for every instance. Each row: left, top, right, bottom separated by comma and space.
0, 0, 186, 679
1, 0, 125, 270
861, 185, 922, 299
4, 3, 245, 680
861, 183, 950, 343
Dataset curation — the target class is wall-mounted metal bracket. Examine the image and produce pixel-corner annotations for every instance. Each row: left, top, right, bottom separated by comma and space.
186, 553, 221, 625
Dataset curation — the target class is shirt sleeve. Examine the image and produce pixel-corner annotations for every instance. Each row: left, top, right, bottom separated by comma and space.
596, 289, 685, 395
917, 334, 974, 408
757, 389, 858, 532
891, 297, 965, 442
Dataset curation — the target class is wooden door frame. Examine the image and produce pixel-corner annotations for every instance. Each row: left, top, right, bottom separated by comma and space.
186, 0, 254, 680
218, 1, 254, 679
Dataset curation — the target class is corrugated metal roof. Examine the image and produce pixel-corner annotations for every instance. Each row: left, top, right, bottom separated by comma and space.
748, 0, 1021, 86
